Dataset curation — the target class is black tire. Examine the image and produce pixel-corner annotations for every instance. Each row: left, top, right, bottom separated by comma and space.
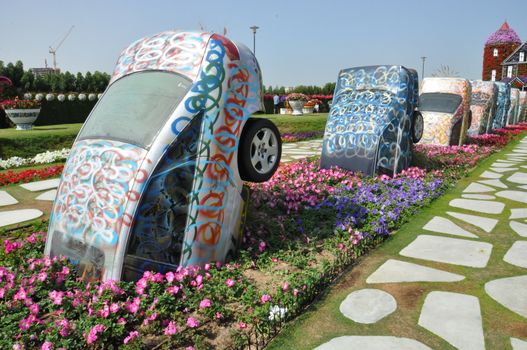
411, 111, 424, 143
238, 118, 282, 183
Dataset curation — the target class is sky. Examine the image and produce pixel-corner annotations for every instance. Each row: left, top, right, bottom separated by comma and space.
1, 0, 526, 88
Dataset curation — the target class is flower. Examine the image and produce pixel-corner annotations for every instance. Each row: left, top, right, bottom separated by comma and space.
124, 331, 139, 344
239, 322, 247, 329
285, 93, 308, 101
164, 321, 177, 336
41, 341, 53, 350
86, 324, 105, 344
186, 317, 200, 328
225, 278, 236, 287
260, 294, 271, 304
0, 97, 41, 110
268, 305, 288, 321
199, 298, 212, 308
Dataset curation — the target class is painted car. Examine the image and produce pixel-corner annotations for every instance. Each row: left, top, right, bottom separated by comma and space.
468, 80, 497, 135
419, 77, 471, 146
507, 88, 520, 125
520, 91, 527, 122
320, 65, 422, 176
44, 31, 282, 282
492, 82, 511, 129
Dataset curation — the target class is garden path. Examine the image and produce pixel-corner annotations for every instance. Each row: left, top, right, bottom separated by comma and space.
314, 137, 527, 350
0, 139, 324, 228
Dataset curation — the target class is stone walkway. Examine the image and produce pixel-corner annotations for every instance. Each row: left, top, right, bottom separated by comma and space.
0, 139, 324, 228
315, 137, 527, 350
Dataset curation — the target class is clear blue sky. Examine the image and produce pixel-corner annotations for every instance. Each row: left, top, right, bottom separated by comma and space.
1, 0, 526, 87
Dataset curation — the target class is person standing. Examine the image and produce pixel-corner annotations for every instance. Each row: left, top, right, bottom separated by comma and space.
273, 94, 280, 114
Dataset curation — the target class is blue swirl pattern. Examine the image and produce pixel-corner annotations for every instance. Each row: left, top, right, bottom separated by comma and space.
321, 65, 418, 176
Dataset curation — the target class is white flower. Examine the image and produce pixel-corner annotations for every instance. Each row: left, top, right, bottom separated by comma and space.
88, 93, 96, 101
68, 94, 76, 101
268, 305, 288, 321
57, 94, 66, 102
0, 148, 70, 170
45, 93, 55, 101
78, 93, 86, 101
97, 93, 103, 99
23, 93, 32, 100
35, 93, 44, 101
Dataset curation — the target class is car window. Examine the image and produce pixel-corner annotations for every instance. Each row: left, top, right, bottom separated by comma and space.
78, 71, 192, 149
121, 113, 202, 281
419, 93, 462, 114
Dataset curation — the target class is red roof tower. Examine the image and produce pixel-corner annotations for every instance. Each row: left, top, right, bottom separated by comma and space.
482, 21, 522, 81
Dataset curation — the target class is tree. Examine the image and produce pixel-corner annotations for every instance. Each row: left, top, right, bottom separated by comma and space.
75, 72, 84, 92
20, 71, 35, 91
62, 71, 76, 92
431, 65, 459, 78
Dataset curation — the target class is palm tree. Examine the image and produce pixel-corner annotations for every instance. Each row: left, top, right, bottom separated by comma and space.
431, 65, 459, 78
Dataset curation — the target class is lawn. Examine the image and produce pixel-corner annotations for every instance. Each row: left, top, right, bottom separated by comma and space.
0, 114, 328, 160
0, 124, 82, 159
255, 113, 328, 134
266, 136, 527, 350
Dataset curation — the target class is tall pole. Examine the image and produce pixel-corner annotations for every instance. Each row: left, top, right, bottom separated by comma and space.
420, 56, 426, 81
250, 25, 259, 54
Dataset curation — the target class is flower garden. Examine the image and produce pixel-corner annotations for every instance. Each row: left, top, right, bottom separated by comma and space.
0, 124, 525, 350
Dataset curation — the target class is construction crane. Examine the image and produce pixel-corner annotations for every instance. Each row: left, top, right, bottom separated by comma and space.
49, 25, 75, 71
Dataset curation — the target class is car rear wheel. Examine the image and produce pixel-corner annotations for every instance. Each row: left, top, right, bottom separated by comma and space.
238, 118, 281, 182
411, 111, 424, 143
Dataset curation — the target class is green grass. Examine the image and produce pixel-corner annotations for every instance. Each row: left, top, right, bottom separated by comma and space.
0, 124, 82, 159
255, 113, 328, 134
267, 137, 527, 350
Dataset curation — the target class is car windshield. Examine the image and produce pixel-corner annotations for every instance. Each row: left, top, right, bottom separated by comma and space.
419, 93, 462, 114
78, 71, 192, 149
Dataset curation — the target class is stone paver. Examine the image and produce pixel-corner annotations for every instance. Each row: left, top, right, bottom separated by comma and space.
446, 211, 498, 232
339, 289, 396, 324
461, 194, 496, 200
0, 191, 18, 206
0, 209, 43, 228
510, 208, 527, 219
508, 172, 527, 185
503, 241, 527, 268
463, 183, 495, 193
280, 139, 323, 163
510, 221, 527, 237
485, 275, 527, 318
422, 216, 478, 238
19, 178, 60, 192
491, 162, 515, 168
478, 179, 508, 188
496, 190, 527, 204
418, 291, 485, 350
399, 235, 492, 268
314, 336, 432, 350
490, 167, 519, 173
511, 338, 527, 350
35, 189, 57, 201
366, 259, 464, 284
479, 170, 503, 179
449, 198, 504, 214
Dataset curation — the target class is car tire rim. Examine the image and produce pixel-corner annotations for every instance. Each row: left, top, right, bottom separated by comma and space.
250, 127, 278, 174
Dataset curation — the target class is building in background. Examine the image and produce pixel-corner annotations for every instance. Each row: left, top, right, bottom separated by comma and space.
482, 21, 526, 90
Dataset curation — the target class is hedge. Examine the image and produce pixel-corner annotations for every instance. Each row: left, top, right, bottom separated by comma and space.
0, 100, 95, 128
